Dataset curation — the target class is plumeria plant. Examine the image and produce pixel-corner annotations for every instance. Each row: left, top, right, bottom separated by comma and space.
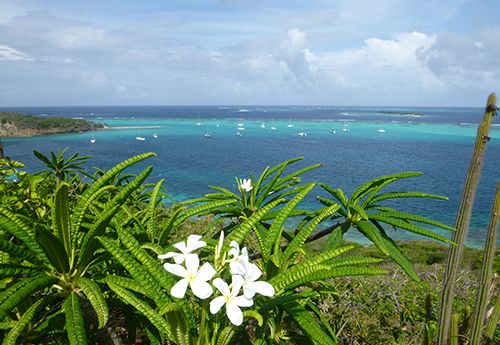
152, 158, 322, 245
158, 233, 275, 343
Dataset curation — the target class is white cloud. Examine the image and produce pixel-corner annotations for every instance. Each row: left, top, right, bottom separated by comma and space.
48, 26, 119, 49
0, 44, 32, 61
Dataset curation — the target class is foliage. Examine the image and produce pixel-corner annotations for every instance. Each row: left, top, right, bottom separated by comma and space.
0, 111, 103, 136
316, 171, 455, 281
0, 150, 464, 344
33, 148, 91, 182
0, 152, 156, 344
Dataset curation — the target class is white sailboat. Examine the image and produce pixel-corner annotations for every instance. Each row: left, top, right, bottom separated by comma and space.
287, 118, 294, 128
136, 129, 146, 141
90, 124, 96, 143
341, 121, 350, 132
377, 128, 386, 133
153, 132, 158, 139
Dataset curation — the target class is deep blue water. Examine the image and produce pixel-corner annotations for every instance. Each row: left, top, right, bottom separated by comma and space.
2, 105, 499, 247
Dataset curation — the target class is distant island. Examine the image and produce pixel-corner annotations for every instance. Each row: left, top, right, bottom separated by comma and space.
0, 112, 105, 137
376, 110, 424, 117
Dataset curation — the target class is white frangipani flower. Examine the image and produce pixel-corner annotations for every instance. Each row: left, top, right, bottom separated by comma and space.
240, 262, 275, 299
239, 178, 253, 192
163, 254, 216, 299
210, 275, 253, 326
158, 234, 207, 264
228, 241, 250, 275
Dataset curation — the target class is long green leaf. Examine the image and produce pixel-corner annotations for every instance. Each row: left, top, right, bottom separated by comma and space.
365, 191, 448, 207
78, 166, 154, 268
2, 294, 58, 345
369, 214, 454, 243
351, 172, 422, 204
53, 182, 72, 263
373, 210, 455, 231
71, 152, 156, 240
0, 276, 57, 320
117, 225, 175, 291
0, 238, 40, 265
283, 301, 337, 345
98, 237, 168, 306
77, 277, 108, 329
64, 292, 87, 345
355, 220, 390, 256
145, 179, 165, 238
173, 199, 237, 227
365, 220, 420, 281
36, 226, 70, 273
263, 183, 316, 261
0, 209, 50, 266
224, 198, 285, 250
0, 264, 38, 279
107, 282, 173, 341
282, 204, 340, 267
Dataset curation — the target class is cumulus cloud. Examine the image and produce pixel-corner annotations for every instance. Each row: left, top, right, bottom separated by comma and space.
418, 28, 500, 79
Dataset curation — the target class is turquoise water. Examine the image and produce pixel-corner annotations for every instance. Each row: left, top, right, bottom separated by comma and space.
2, 106, 499, 247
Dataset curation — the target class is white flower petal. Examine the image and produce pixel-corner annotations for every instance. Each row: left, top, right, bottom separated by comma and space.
231, 275, 244, 295
235, 295, 254, 308
228, 241, 240, 257
173, 254, 187, 265
186, 234, 206, 251
190, 280, 213, 299
197, 262, 216, 281
213, 278, 230, 296
170, 279, 189, 298
230, 261, 247, 275
173, 241, 188, 253
249, 281, 275, 297
184, 254, 200, 273
226, 302, 244, 326
243, 285, 256, 299
247, 262, 262, 281
157, 252, 177, 260
163, 263, 188, 278
210, 296, 225, 314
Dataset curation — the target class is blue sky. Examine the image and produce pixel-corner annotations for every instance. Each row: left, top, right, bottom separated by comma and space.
0, 0, 499, 106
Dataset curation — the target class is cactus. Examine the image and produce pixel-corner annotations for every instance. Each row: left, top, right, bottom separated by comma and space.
437, 93, 498, 344
485, 292, 500, 343
469, 182, 500, 345
450, 313, 460, 345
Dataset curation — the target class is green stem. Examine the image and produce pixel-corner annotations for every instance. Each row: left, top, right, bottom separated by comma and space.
437, 93, 497, 345
470, 182, 500, 345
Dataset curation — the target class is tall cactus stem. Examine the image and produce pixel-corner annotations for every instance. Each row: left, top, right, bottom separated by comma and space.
437, 93, 497, 344
484, 292, 500, 342
469, 182, 500, 345
450, 313, 460, 345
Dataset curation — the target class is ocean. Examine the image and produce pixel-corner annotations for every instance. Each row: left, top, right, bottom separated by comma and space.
2, 105, 499, 247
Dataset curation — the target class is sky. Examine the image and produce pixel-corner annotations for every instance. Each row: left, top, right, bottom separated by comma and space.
0, 0, 499, 106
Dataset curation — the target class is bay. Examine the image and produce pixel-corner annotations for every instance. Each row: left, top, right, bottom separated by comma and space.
2, 105, 499, 247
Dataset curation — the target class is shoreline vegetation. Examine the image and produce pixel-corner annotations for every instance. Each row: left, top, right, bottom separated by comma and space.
0, 111, 105, 137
